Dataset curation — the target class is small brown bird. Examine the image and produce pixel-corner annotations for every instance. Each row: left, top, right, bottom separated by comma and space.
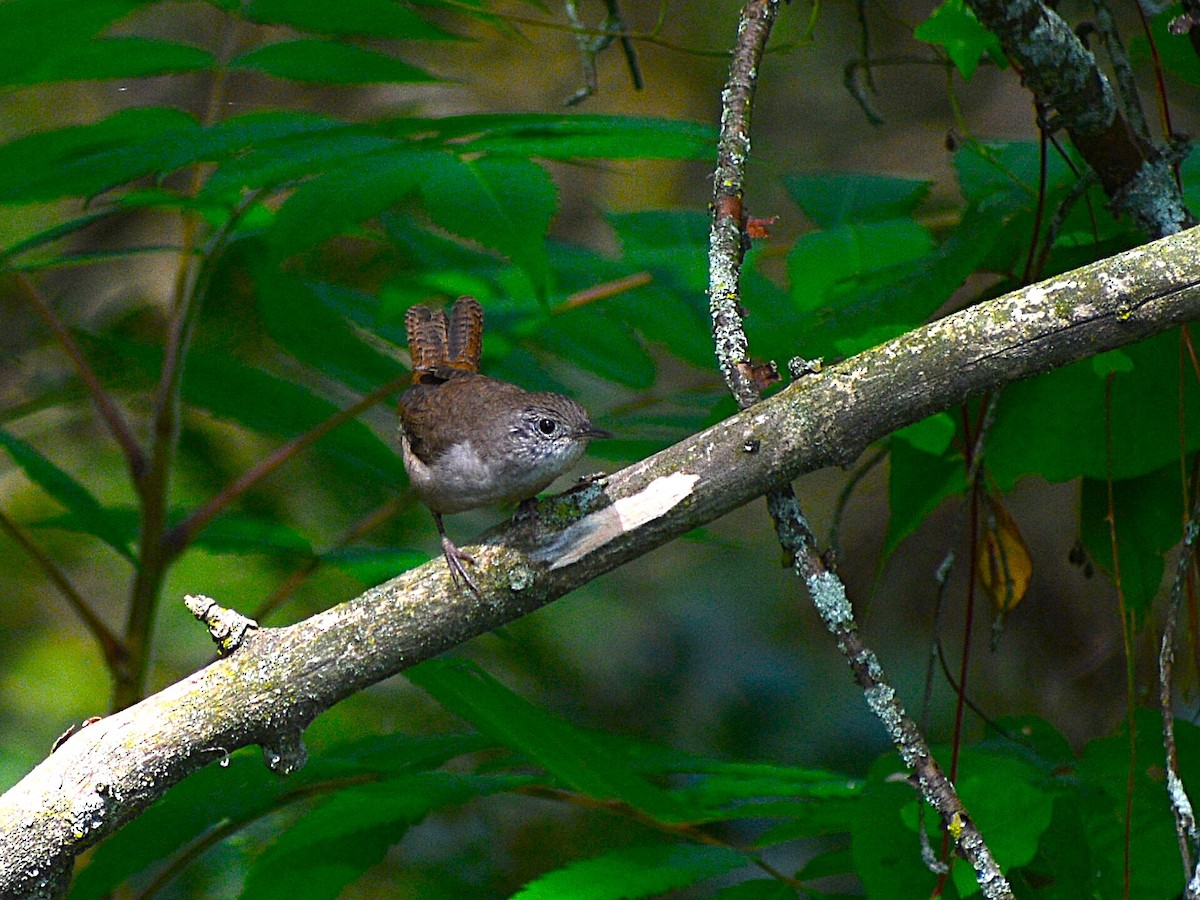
398, 296, 611, 593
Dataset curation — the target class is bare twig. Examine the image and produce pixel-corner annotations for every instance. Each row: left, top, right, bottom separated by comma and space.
12, 274, 146, 476
1160, 494, 1200, 897
0, 508, 128, 677
564, 0, 643, 105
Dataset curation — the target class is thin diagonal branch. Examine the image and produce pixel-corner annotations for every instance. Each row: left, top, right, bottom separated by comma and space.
12, 274, 146, 476
1160, 493, 1200, 897
0, 508, 128, 677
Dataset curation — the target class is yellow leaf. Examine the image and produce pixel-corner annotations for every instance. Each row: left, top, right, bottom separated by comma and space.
978, 494, 1032, 614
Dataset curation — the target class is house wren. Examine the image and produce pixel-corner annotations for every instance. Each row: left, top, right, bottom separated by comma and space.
398, 296, 611, 593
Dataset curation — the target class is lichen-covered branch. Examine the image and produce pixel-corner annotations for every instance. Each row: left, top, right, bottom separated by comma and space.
1160, 497, 1200, 898
965, 0, 1193, 238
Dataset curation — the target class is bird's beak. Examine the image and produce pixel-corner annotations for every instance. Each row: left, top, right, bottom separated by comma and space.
582, 424, 614, 440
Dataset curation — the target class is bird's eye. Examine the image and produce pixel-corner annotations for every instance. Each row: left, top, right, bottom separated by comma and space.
537, 417, 558, 436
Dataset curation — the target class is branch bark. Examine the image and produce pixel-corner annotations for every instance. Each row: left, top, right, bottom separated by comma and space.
3, 225, 1200, 896
965, 0, 1193, 238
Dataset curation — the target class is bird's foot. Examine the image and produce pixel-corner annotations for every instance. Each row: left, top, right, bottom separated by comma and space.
441, 534, 481, 596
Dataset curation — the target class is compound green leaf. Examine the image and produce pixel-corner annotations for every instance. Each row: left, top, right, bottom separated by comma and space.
242, 0, 452, 40
512, 844, 749, 900
784, 172, 931, 228
0, 430, 135, 563
230, 40, 435, 84
409, 658, 695, 823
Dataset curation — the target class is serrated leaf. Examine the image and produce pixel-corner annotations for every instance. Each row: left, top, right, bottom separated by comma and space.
269, 146, 432, 257
463, 115, 716, 160
96, 335, 405, 481
201, 131, 398, 199
784, 172, 932, 228
0, 107, 198, 203
0, 0, 143, 84
535, 307, 656, 388
255, 272, 404, 392
417, 153, 557, 292
408, 658, 695, 822
230, 40, 435, 84
512, 844, 749, 900
0, 430, 135, 563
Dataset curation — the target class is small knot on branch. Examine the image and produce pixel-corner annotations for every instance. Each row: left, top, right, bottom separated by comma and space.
185, 594, 258, 656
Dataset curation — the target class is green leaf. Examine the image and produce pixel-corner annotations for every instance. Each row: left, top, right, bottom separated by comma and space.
1079, 464, 1181, 620
99, 336, 405, 481
0, 0, 143, 84
0, 430, 135, 563
0, 107, 198, 203
321, 546, 430, 583
200, 131, 398, 199
788, 218, 934, 314
408, 658, 696, 823
895, 412, 957, 456
462, 115, 716, 160
884, 426, 966, 560
255, 272, 405, 393
242, 0, 452, 40
1076, 709, 1188, 899
417, 153, 558, 293
512, 844, 749, 900
243, 774, 518, 900
36, 508, 313, 559
268, 146, 431, 257
13, 37, 213, 84
1130, 7, 1200, 86
535, 307, 656, 388
914, 0, 1007, 80
784, 172, 932, 228
948, 751, 1055, 896
987, 331, 1200, 486
713, 880, 799, 899
230, 40, 435, 84
852, 755, 940, 898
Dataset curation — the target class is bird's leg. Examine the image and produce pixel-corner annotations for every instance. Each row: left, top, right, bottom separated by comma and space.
434, 512, 481, 596
512, 496, 539, 523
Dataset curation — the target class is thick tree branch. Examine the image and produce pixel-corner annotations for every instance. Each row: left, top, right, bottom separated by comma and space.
965, 0, 1193, 238
3, 226, 1200, 896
